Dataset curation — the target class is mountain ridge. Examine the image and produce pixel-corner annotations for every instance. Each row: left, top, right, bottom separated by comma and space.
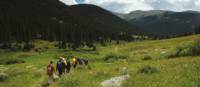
116, 10, 200, 37
0, 0, 136, 49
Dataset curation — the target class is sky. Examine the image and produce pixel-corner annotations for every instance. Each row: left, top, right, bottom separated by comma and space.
60, 0, 200, 13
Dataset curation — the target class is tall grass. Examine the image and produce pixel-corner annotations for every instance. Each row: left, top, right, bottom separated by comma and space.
59, 77, 80, 87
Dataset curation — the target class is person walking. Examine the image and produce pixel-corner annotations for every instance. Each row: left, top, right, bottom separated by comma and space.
56, 58, 64, 77
66, 57, 71, 73
72, 57, 78, 68
47, 60, 56, 85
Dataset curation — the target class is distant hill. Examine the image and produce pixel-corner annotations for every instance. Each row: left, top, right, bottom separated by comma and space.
0, 0, 136, 49
116, 10, 200, 37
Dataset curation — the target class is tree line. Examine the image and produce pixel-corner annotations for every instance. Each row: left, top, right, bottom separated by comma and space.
0, 14, 133, 50
0, 0, 137, 50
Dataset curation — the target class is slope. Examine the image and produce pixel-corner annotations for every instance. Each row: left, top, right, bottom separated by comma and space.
0, 0, 136, 48
117, 10, 200, 37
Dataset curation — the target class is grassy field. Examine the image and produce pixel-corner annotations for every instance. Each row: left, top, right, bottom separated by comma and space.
0, 35, 200, 87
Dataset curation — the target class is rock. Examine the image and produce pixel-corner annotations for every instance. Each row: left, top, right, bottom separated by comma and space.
101, 75, 130, 87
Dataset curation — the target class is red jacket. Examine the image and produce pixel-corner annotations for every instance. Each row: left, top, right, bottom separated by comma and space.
47, 64, 55, 76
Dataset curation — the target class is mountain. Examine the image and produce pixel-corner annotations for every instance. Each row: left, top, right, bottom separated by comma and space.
116, 10, 200, 37
0, 0, 136, 49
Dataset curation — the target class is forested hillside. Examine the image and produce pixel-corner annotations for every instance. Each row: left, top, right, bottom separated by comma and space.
117, 10, 200, 38
0, 0, 136, 50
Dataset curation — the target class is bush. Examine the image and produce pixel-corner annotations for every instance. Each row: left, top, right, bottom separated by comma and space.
0, 58, 25, 65
138, 66, 158, 74
167, 47, 185, 58
143, 55, 152, 60
0, 73, 8, 82
34, 47, 48, 53
188, 40, 200, 56
104, 53, 128, 62
168, 40, 200, 58
197, 79, 200, 87
23, 43, 35, 51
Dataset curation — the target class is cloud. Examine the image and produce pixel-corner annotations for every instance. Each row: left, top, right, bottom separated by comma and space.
84, 0, 153, 13
147, 0, 200, 11
60, 0, 200, 13
60, 0, 77, 5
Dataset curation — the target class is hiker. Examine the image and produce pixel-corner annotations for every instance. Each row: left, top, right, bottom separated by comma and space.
61, 56, 67, 73
56, 58, 64, 77
72, 57, 90, 68
47, 60, 56, 85
66, 57, 71, 73
77, 58, 89, 66
72, 57, 78, 68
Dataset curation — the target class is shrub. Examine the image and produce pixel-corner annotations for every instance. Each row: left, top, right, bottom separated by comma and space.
143, 55, 152, 60
195, 78, 200, 87
167, 40, 200, 58
34, 47, 48, 53
0, 58, 25, 65
23, 43, 35, 51
0, 43, 11, 49
104, 53, 128, 62
188, 40, 200, 56
0, 73, 8, 82
138, 66, 158, 74
44, 47, 49, 50
167, 47, 185, 58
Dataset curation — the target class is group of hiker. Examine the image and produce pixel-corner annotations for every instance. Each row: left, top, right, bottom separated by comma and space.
46, 55, 89, 85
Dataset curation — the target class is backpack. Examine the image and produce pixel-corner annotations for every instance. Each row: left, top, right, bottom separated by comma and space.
72, 58, 77, 65
66, 59, 71, 67
61, 58, 67, 65
57, 61, 63, 72
47, 64, 53, 75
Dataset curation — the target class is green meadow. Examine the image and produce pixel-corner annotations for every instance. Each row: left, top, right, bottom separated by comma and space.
0, 35, 200, 87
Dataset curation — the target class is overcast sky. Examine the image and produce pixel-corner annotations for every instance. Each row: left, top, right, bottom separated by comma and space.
60, 0, 200, 13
